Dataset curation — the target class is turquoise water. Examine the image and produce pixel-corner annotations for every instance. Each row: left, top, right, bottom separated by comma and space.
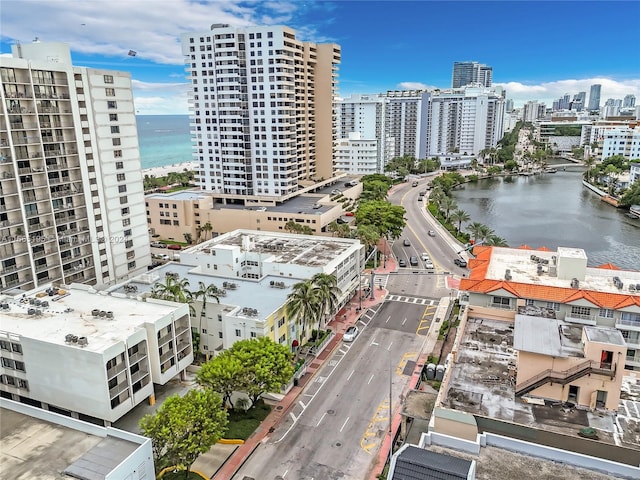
136, 115, 192, 169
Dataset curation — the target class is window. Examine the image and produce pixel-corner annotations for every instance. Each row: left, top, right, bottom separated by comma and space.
11, 343, 22, 354
104, 75, 114, 84
118, 185, 127, 193
546, 302, 560, 311
119, 196, 128, 204
128, 261, 136, 270
14, 360, 25, 371
122, 218, 130, 226
114, 149, 122, 158
218, 314, 222, 321
218, 332, 223, 338
250, 332, 257, 338
109, 113, 118, 121
18, 378, 28, 389
202, 329, 207, 334
110, 125, 120, 134
116, 173, 126, 181
599, 308, 614, 318
107, 100, 117, 109
278, 318, 285, 328
491, 296, 510, 306
235, 329, 241, 337
0, 340, 9, 351
1, 357, 13, 368
115, 161, 124, 169
570, 306, 591, 316
121, 207, 130, 215
112, 138, 121, 146
105, 88, 116, 96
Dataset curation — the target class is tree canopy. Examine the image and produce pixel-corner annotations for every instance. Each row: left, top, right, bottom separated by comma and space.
355, 200, 406, 239
139, 389, 228, 475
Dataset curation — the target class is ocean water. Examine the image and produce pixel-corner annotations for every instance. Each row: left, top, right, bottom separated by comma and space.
136, 115, 192, 170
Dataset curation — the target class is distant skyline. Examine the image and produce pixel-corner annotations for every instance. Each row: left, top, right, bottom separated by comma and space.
2, 0, 639, 115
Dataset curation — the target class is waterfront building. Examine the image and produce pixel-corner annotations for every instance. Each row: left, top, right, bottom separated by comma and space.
1, 399, 155, 478
0, 42, 151, 293
180, 24, 341, 200
588, 84, 601, 111
428, 86, 505, 156
601, 125, 640, 161
459, 245, 640, 370
0, 283, 193, 424
451, 61, 492, 88
118, 229, 364, 357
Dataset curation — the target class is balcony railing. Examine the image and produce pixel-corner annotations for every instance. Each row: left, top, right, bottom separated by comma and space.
565, 312, 597, 325
617, 319, 640, 330
487, 301, 514, 310
130, 369, 149, 385
106, 362, 127, 380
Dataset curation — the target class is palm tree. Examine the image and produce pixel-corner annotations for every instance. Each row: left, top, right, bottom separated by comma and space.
449, 209, 470, 235
356, 224, 380, 255
467, 222, 488, 244
439, 196, 457, 223
485, 234, 509, 247
150, 275, 192, 303
285, 280, 321, 342
311, 273, 340, 330
583, 156, 596, 183
604, 164, 621, 195
193, 281, 220, 352
201, 221, 213, 240
195, 225, 203, 243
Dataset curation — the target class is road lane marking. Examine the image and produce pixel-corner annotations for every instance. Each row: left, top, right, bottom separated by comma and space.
316, 412, 327, 427
289, 412, 297, 422
402, 317, 407, 325
283, 469, 288, 478
298, 400, 307, 410
340, 416, 350, 432
387, 341, 393, 351
385, 315, 391, 324
358, 320, 367, 326
347, 369, 355, 381
367, 373, 375, 385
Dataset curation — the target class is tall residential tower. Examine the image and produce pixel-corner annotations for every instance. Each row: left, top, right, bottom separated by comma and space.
452, 61, 493, 88
181, 24, 340, 200
0, 42, 151, 293
588, 84, 601, 111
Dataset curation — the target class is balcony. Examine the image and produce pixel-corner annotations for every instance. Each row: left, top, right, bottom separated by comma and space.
128, 351, 148, 367
617, 319, 640, 332
159, 350, 174, 364
130, 368, 149, 385
565, 312, 597, 326
157, 331, 173, 346
106, 361, 127, 380
109, 379, 130, 399
487, 301, 514, 310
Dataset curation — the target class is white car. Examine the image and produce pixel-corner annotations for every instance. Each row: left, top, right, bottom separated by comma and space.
421, 252, 430, 261
425, 261, 434, 269
343, 326, 359, 342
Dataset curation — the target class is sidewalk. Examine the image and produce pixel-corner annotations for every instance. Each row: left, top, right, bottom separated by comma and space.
212, 258, 397, 480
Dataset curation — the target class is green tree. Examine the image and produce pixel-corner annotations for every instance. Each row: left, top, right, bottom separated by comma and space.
485, 234, 509, 247
359, 179, 389, 201
201, 221, 213, 240
356, 224, 381, 254
311, 273, 340, 330
467, 222, 490, 244
139, 389, 228, 476
286, 280, 321, 340
230, 338, 294, 407
196, 351, 245, 408
150, 275, 192, 304
504, 159, 518, 172
193, 281, 220, 353
604, 164, 621, 195
620, 176, 640, 207
438, 196, 457, 223
285, 220, 301, 233
355, 200, 406, 239
449, 209, 470, 235
183, 232, 193, 245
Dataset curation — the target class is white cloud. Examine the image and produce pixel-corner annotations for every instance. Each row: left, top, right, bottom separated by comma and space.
495, 78, 640, 108
131, 80, 190, 115
397, 82, 430, 90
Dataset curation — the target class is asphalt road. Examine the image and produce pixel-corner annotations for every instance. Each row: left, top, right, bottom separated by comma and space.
232, 300, 436, 480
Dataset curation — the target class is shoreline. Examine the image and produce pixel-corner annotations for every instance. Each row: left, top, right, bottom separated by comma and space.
141, 161, 198, 179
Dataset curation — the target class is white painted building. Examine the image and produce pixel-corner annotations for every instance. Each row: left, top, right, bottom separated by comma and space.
0, 283, 193, 424
428, 86, 505, 156
0, 42, 151, 293
181, 24, 341, 200
335, 132, 380, 175
384, 90, 431, 160
601, 126, 640, 161
522, 101, 545, 123
630, 162, 640, 185
116, 230, 365, 357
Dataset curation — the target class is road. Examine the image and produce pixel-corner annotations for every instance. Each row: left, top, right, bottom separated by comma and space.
232, 300, 437, 480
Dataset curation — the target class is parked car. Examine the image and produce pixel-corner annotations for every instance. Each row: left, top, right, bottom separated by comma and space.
403, 239, 411, 246
168, 244, 182, 251
398, 258, 407, 267
331, 189, 341, 195
343, 326, 359, 342
410, 256, 419, 266
421, 252, 430, 261
151, 242, 167, 248
454, 258, 468, 267
425, 261, 434, 269
428, 230, 436, 237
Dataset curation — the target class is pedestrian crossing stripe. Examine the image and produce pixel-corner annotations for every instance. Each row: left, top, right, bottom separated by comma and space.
386, 295, 435, 306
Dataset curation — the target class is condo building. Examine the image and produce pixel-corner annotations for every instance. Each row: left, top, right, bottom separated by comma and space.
384, 89, 431, 160
0, 283, 193, 425
588, 84, 601, 111
601, 125, 640, 161
180, 24, 340, 200
451, 61, 493, 88
0, 42, 151, 293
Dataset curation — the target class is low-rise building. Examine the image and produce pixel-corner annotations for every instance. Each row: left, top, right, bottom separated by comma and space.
0, 283, 193, 425
118, 229, 365, 357
1, 398, 155, 479
459, 245, 640, 370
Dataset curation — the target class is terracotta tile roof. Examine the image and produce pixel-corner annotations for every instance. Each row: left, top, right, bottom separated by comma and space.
596, 263, 621, 270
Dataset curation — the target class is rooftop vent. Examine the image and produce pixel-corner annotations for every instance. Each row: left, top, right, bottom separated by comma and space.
65, 333, 74, 344
241, 307, 258, 317
270, 281, 286, 289
504, 269, 512, 281
223, 281, 237, 290
77, 336, 88, 347
613, 276, 623, 290
571, 278, 580, 289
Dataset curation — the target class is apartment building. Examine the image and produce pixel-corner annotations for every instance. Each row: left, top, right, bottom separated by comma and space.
451, 61, 493, 88
588, 84, 601, 111
119, 229, 365, 357
384, 90, 431, 160
334, 132, 380, 175
0, 283, 193, 424
522, 101, 546, 123
146, 190, 214, 242
601, 125, 640, 161
459, 245, 640, 369
181, 24, 340, 200
428, 86, 505, 156
0, 42, 151, 293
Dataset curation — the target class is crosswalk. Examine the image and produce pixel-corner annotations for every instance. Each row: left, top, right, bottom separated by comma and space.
385, 295, 436, 306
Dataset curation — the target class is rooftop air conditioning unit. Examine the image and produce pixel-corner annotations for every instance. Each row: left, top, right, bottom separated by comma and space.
571, 278, 579, 289
65, 333, 74, 344
78, 336, 88, 347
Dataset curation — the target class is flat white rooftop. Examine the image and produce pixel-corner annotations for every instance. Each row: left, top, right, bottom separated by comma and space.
0, 284, 183, 352
484, 246, 640, 295
146, 190, 208, 201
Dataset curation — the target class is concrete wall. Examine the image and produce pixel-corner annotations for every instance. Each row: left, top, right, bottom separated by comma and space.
432, 406, 479, 442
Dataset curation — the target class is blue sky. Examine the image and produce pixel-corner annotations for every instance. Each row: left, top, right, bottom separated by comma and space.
2, 0, 639, 115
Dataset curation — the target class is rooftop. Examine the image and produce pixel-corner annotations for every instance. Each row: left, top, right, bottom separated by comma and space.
0, 284, 184, 352
461, 246, 640, 309
443, 317, 640, 451
146, 190, 208, 201
0, 402, 144, 480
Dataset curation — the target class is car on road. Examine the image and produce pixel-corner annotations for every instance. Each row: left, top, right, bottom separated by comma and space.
421, 252, 430, 261
419, 191, 426, 197
425, 261, 434, 269
343, 326, 359, 342
410, 256, 419, 266
454, 258, 468, 267
151, 242, 167, 248
167, 244, 182, 251
417, 196, 423, 202
403, 239, 411, 246
428, 230, 436, 237
411, 181, 419, 187
398, 258, 407, 267
331, 189, 341, 195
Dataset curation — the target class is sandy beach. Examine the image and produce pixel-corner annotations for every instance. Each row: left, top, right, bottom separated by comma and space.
141, 161, 199, 178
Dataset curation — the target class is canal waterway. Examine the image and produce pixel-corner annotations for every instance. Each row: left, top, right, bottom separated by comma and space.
450, 167, 640, 270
